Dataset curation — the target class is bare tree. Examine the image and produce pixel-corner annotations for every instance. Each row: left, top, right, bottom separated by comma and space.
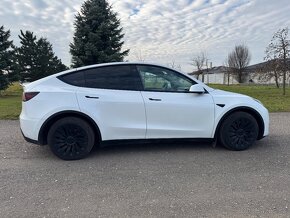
191, 52, 207, 82
258, 59, 282, 88
265, 27, 290, 95
134, 49, 145, 62
168, 60, 181, 71
224, 59, 233, 86
227, 44, 251, 83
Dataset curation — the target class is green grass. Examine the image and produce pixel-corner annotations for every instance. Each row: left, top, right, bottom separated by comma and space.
209, 84, 290, 112
0, 83, 289, 119
0, 83, 23, 120
0, 96, 22, 119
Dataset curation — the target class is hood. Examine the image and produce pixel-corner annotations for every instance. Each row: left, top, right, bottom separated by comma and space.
210, 89, 248, 98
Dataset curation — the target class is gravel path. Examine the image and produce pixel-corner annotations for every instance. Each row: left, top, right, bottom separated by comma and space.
0, 113, 290, 217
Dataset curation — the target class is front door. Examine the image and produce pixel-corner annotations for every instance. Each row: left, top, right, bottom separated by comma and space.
136, 65, 215, 139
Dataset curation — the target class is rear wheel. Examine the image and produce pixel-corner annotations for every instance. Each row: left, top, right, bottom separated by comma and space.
219, 112, 258, 151
48, 117, 95, 160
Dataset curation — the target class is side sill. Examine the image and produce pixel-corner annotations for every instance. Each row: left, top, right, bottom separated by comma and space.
100, 138, 214, 147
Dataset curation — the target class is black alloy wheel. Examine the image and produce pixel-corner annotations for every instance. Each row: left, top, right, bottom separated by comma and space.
219, 112, 259, 151
48, 117, 95, 160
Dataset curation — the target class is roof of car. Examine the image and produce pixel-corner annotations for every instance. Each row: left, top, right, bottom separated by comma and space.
76, 62, 174, 73
52, 62, 187, 78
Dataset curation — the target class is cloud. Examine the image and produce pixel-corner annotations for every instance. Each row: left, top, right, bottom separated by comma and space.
31, 0, 48, 10
1, 0, 290, 71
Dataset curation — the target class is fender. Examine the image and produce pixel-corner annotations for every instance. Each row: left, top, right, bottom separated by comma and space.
38, 110, 102, 145
213, 106, 265, 140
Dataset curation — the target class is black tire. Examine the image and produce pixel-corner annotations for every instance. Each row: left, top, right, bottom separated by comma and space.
48, 117, 95, 160
219, 112, 259, 151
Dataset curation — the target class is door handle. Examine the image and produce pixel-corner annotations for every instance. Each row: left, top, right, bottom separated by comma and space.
149, 98, 162, 101
85, 96, 99, 99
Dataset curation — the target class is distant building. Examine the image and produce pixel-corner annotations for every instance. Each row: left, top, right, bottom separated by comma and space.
189, 59, 290, 85
189, 66, 239, 84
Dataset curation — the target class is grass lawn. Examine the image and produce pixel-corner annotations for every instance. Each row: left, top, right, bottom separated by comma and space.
209, 84, 290, 112
0, 83, 289, 119
0, 83, 23, 120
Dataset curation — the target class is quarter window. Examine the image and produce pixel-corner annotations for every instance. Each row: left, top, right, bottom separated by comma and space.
58, 71, 85, 87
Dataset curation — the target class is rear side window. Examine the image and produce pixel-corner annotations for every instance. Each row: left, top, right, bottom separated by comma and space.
58, 65, 142, 91
83, 65, 142, 91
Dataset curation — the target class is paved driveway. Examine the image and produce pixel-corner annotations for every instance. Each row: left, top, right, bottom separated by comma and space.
0, 113, 290, 217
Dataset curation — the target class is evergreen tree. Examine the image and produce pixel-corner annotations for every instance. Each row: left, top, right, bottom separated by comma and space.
70, 0, 129, 68
0, 25, 14, 93
15, 30, 67, 82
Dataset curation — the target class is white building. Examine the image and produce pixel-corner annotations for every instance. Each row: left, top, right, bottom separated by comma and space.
189, 61, 290, 85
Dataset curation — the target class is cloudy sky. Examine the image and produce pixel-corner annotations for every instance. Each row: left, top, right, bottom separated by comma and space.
1, 0, 290, 72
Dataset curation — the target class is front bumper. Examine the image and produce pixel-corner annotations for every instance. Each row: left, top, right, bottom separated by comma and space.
261, 106, 270, 138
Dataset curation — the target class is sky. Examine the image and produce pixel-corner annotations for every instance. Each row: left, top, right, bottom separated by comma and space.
1, 0, 290, 72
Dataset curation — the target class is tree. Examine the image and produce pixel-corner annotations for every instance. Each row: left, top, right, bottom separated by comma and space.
265, 27, 290, 95
258, 59, 282, 88
227, 44, 251, 83
191, 52, 207, 81
15, 30, 67, 82
0, 25, 14, 93
168, 60, 181, 71
70, 0, 129, 68
224, 59, 233, 86
134, 49, 145, 62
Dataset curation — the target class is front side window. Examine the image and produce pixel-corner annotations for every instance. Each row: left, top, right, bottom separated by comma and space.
137, 65, 196, 92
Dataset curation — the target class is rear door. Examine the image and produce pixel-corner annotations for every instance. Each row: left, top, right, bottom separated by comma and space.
74, 65, 146, 141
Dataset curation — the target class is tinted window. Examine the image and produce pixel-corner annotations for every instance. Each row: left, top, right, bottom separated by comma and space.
83, 65, 142, 90
59, 71, 85, 87
137, 65, 196, 92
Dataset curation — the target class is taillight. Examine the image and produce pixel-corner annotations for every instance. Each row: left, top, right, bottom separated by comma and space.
22, 92, 40, 102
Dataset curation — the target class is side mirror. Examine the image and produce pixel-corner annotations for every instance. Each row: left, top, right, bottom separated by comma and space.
189, 84, 205, 94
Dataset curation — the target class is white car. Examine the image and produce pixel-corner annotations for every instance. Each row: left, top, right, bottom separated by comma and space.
20, 62, 269, 160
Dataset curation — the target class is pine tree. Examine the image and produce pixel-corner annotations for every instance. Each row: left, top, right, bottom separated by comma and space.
0, 25, 14, 93
15, 30, 67, 82
70, 0, 129, 68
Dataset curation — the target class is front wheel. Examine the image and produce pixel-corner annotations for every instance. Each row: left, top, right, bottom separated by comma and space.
219, 112, 259, 151
48, 117, 95, 160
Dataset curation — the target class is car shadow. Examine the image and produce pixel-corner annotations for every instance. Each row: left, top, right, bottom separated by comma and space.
87, 136, 274, 159
88, 140, 218, 158
29, 137, 273, 161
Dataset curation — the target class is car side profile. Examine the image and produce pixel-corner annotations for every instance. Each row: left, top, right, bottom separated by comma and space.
20, 62, 269, 160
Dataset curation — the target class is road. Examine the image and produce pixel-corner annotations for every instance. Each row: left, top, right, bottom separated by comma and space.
0, 113, 290, 217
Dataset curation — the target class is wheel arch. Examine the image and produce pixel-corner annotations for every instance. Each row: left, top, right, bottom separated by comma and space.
38, 110, 102, 145
214, 106, 265, 141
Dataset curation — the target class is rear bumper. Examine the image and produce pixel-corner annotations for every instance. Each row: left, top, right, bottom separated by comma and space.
20, 129, 39, 145
20, 113, 41, 143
